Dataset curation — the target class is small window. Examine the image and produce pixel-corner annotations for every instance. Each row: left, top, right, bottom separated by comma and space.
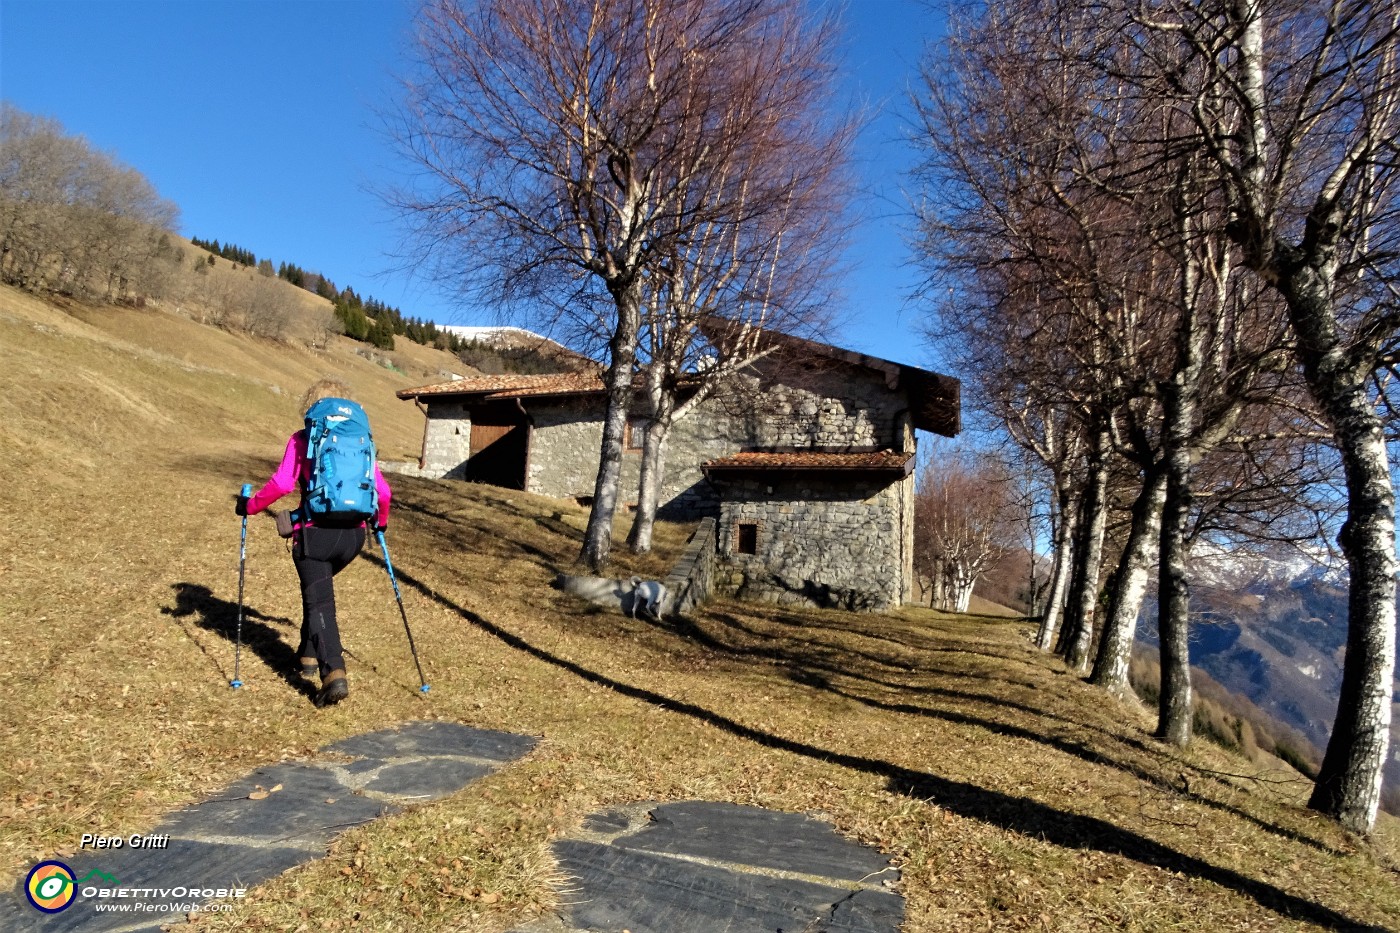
736, 522, 759, 555
625, 417, 647, 451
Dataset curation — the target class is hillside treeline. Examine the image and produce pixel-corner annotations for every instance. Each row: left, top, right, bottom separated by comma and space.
188, 236, 258, 269
188, 233, 476, 356
0, 104, 179, 303
0, 104, 487, 363
0, 106, 323, 346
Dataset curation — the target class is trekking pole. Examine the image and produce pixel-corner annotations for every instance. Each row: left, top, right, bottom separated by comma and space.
375, 529, 430, 694
232, 483, 252, 689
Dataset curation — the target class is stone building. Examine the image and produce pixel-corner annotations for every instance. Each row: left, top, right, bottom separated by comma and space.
396, 333, 959, 611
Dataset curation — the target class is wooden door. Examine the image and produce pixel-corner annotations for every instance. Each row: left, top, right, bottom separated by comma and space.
470, 420, 514, 456
464, 404, 528, 489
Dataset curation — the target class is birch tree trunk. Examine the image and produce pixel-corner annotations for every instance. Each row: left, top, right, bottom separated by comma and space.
1155, 432, 1194, 747
1062, 430, 1109, 672
1154, 191, 1214, 747
1090, 464, 1167, 693
1286, 270, 1398, 832
581, 279, 642, 571
1036, 483, 1079, 651
953, 569, 976, 614
1222, 4, 1399, 834
626, 372, 673, 554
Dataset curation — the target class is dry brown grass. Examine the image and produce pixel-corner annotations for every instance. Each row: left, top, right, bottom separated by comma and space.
2, 283, 1398, 932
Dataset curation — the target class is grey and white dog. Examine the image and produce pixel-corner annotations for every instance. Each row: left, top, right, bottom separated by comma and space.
629, 576, 668, 620
553, 572, 669, 620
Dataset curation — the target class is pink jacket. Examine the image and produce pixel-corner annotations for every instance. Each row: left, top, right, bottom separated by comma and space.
247, 430, 392, 530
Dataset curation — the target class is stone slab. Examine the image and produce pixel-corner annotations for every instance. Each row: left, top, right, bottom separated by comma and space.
619, 801, 896, 883
326, 720, 537, 762
554, 840, 880, 933
537, 802, 904, 933
158, 762, 386, 845
6, 722, 539, 931
823, 888, 907, 933
360, 758, 494, 800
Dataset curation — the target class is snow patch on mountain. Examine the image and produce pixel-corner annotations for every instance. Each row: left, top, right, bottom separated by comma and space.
1189, 540, 1348, 590
440, 325, 549, 344
1137, 546, 1398, 803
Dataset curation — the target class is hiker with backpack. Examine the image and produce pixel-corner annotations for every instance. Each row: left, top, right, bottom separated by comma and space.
235, 380, 391, 708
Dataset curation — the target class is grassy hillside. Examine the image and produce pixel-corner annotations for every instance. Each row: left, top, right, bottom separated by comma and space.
1, 283, 1398, 931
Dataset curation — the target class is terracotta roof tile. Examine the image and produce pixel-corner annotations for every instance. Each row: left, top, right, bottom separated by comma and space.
398, 372, 605, 400
702, 450, 915, 473
399, 327, 960, 437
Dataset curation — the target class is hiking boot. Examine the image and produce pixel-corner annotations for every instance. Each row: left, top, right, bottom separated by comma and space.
298, 658, 318, 679
315, 670, 348, 708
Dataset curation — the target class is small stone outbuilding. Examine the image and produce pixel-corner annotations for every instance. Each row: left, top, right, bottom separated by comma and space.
702, 450, 917, 611
397, 332, 959, 611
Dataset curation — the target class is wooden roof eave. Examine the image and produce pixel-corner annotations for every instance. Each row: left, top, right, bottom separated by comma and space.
701, 459, 915, 481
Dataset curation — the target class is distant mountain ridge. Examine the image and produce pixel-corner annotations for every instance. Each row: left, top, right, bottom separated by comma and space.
1135, 551, 1400, 803
440, 325, 597, 375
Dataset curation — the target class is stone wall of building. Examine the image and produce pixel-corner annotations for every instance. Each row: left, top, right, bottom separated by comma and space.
411, 359, 918, 611
519, 397, 727, 514
898, 469, 915, 604
714, 474, 904, 611
519, 363, 912, 511
524, 398, 610, 499
417, 358, 914, 500
664, 517, 717, 616
418, 399, 473, 479
734, 359, 904, 450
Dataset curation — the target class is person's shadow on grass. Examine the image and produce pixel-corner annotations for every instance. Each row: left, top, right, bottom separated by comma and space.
162, 582, 315, 699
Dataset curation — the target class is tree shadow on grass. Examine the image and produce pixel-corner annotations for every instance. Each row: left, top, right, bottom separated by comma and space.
733, 599, 1052, 672
381, 561, 1373, 931
389, 497, 558, 567
703, 609, 1046, 689
161, 582, 314, 700
657, 612, 1340, 856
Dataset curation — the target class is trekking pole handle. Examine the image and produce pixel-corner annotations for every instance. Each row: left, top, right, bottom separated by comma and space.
232, 483, 253, 690
238, 485, 251, 547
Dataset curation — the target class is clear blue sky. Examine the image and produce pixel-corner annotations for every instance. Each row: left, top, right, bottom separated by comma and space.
0, 0, 947, 370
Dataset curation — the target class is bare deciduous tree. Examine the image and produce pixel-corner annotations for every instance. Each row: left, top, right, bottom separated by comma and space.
622, 5, 853, 553
391, 0, 843, 571
0, 103, 179, 302
1143, 0, 1400, 833
243, 273, 296, 341
915, 0, 1398, 832
914, 446, 1019, 613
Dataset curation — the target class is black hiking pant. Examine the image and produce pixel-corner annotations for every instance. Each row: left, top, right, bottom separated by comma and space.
292, 525, 365, 679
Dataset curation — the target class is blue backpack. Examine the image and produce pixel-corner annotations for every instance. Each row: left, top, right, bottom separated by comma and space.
302, 397, 378, 527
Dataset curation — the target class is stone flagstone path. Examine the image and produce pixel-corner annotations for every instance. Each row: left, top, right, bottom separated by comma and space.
8, 724, 905, 933
519, 801, 904, 933
4, 721, 537, 932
